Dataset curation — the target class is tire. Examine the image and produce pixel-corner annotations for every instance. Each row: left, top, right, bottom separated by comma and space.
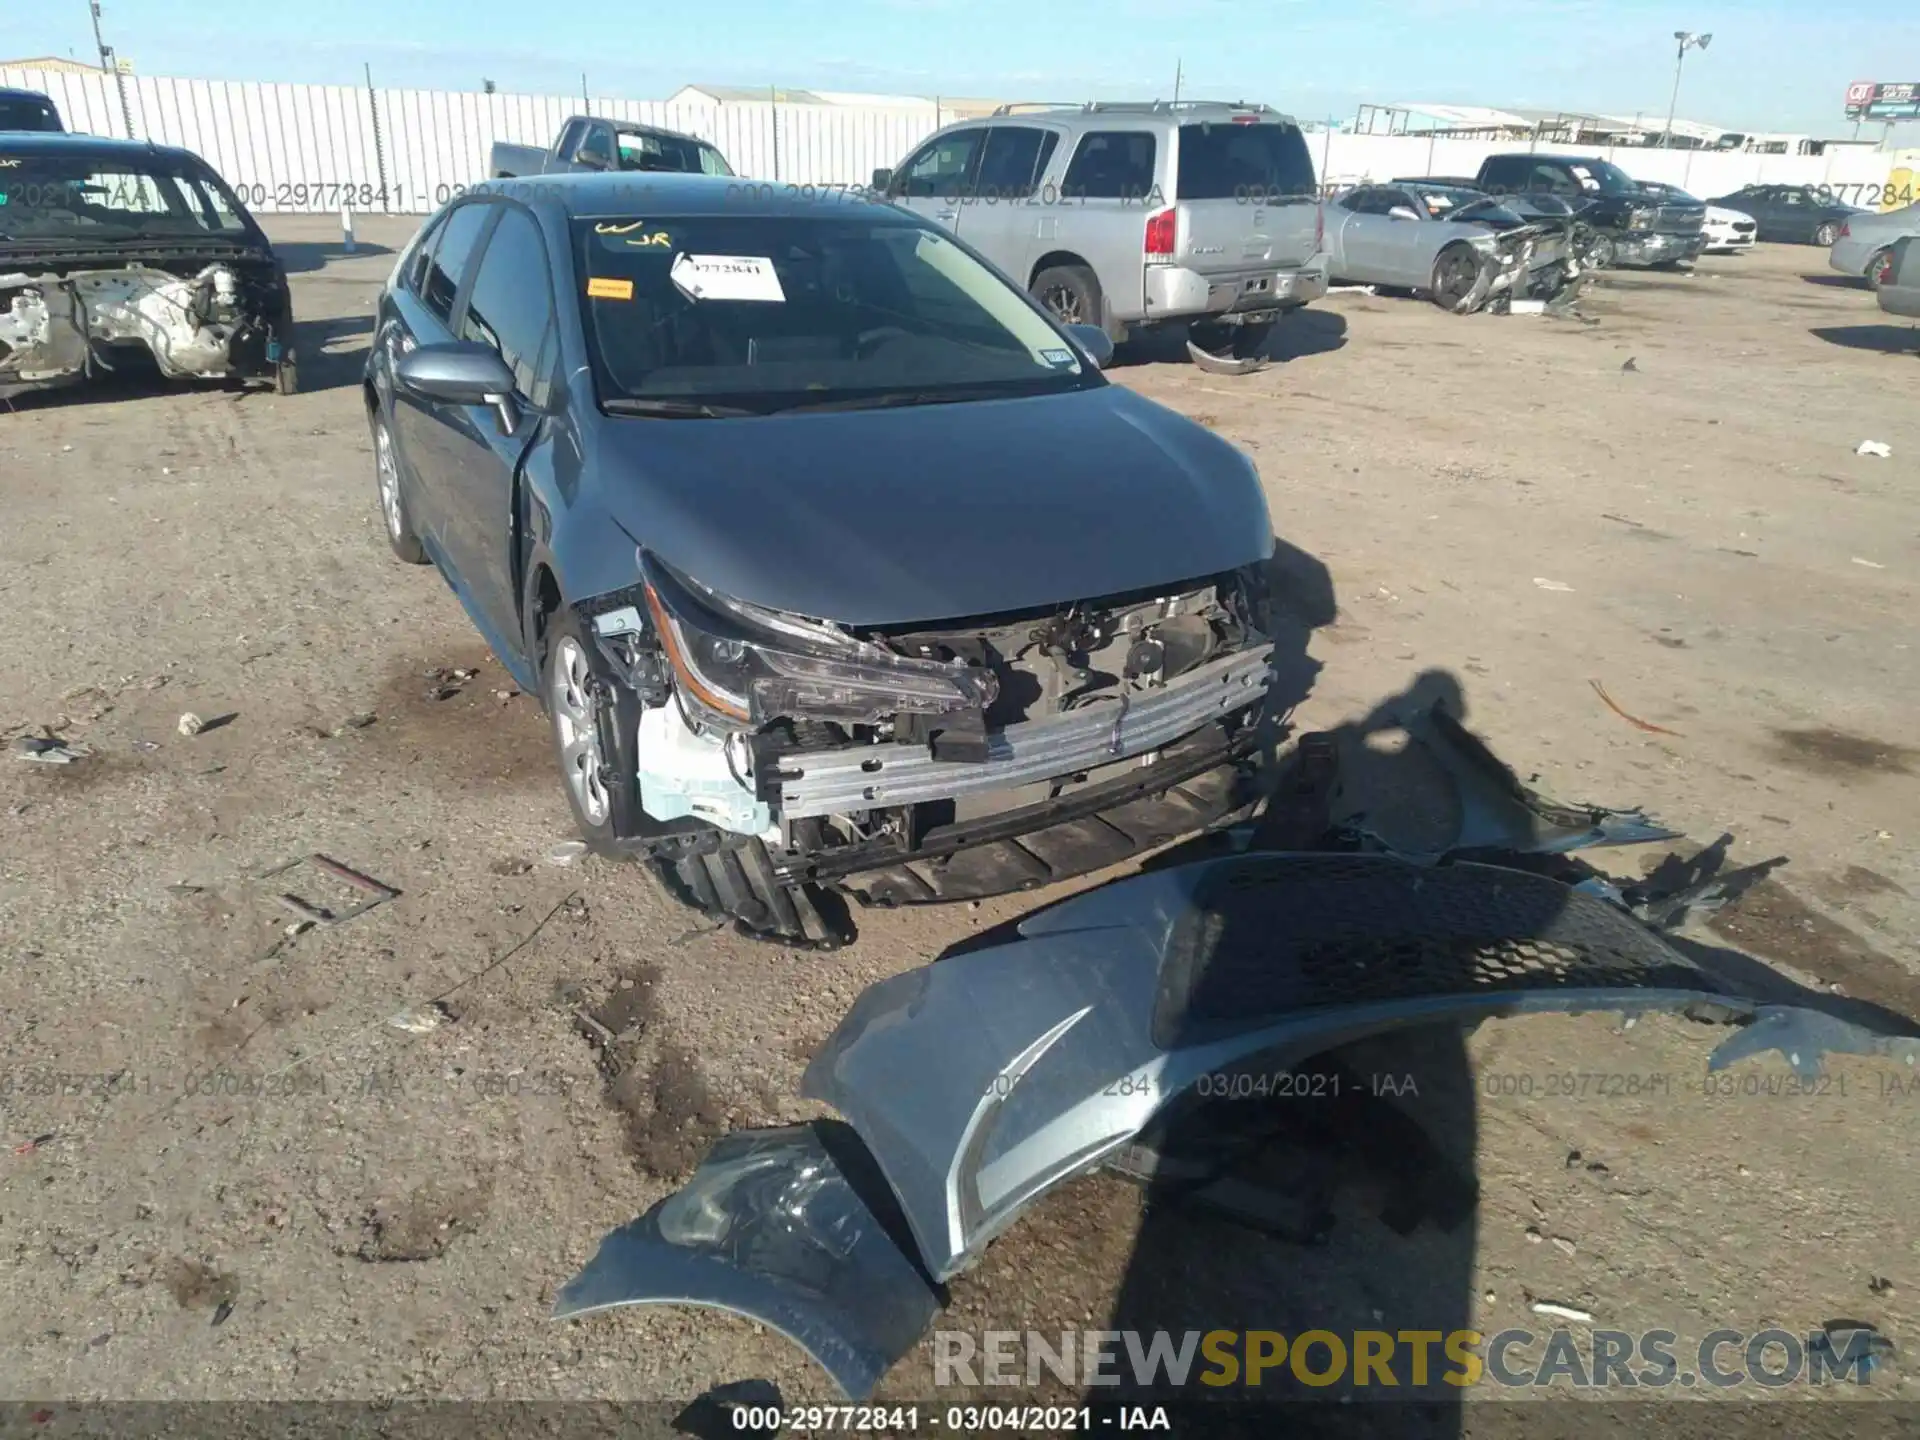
1867, 249, 1892, 289
1429, 243, 1482, 311
1583, 233, 1618, 270
542, 607, 643, 850
371, 412, 428, 564
1814, 222, 1839, 248
1031, 264, 1101, 329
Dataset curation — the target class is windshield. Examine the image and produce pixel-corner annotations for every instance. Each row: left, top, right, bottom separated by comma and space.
574, 214, 1101, 415
0, 155, 253, 241
615, 131, 733, 177
1569, 159, 1640, 194
0, 95, 61, 131
1405, 184, 1484, 217
1176, 120, 1316, 200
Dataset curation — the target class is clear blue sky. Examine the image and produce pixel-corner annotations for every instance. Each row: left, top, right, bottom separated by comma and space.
4, 0, 1899, 134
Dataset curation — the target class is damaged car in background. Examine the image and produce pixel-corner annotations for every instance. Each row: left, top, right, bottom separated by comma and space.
364, 175, 1279, 946
1324, 180, 1587, 313
552, 708, 1920, 1401
0, 133, 298, 399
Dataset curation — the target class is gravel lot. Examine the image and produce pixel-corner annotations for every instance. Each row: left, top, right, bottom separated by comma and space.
4, 215, 1920, 1429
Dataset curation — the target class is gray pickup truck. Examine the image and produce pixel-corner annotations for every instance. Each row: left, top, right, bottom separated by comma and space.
490, 116, 733, 180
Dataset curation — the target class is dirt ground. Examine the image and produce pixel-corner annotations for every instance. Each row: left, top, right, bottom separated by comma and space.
4, 215, 1920, 1430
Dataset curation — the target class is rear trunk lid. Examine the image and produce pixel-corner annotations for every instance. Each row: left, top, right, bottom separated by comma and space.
1169, 116, 1321, 276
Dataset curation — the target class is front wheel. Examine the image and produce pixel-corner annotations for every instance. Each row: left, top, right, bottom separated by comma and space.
544, 609, 642, 849
1583, 233, 1618, 270
371, 414, 428, 564
1867, 249, 1892, 289
1814, 222, 1839, 248
1429, 244, 1483, 311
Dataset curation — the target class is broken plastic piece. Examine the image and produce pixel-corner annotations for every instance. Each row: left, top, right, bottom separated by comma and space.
1398, 701, 1682, 857
552, 1123, 940, 1401
1856, 440, 1892, 458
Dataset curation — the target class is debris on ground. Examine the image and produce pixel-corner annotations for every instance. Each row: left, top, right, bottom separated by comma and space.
1872, 1276, 1896, 1296
386, 1001, 455, 1034
1621, 357, 1638, 372
547, 839, 589, 867
1590, 679, 1684, 737
11, 735, 91, 765
12, 1132, 55, 1156
1531, 1301, 1595, 1324
1813, 1319, 1894, 1373
1853, 557, 1886, 569
1856, 440, 1893, 458
1533, 577, 1574, 592
177, 712, 205, 737
332, 712, 377, 735
257, 853, 401, 927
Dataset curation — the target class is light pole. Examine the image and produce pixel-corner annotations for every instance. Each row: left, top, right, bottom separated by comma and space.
88, 2, 137, 139
1663, 30, 1711, 148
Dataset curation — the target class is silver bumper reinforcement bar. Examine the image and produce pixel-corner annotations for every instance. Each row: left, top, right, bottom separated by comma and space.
772, 645, 1271, 819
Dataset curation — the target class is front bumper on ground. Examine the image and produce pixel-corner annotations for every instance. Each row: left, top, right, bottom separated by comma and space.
1615, 230, 1706, 266
1143, 259, 1330, 323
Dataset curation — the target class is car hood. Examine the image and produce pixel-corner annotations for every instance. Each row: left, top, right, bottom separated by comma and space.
1704, 205, 1752, 225
583, 383, 1274, 626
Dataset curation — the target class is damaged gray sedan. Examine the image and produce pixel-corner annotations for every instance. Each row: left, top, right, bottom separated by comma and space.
364, 175, 1278, 945
1, 134, 298, 398
1324, 181, 1584, 313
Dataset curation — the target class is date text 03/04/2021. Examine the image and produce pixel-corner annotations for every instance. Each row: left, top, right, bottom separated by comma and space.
981, 1066, 1917, 1103
724, 1405, 1170, 1433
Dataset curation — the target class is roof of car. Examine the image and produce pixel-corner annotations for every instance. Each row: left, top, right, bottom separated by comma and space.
477, 171, 907, 221
0, 131, 203, 165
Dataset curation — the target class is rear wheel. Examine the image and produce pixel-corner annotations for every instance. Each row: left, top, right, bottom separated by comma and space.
1814, 222, 1839, 247
1429, 244, 1482, 311
1032, 264, 1101, 328
1867, 248, 1893, 289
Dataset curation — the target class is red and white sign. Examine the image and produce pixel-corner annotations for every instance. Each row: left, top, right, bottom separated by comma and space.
1848, 80, 1876, 108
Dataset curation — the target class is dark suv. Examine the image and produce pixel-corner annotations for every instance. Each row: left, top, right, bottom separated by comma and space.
1473, 153, 1706, 268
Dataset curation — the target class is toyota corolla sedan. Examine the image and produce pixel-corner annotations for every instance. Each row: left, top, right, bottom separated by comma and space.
363, 175, 1278, 945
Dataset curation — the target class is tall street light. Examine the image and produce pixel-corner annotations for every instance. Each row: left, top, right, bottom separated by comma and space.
1663, 30, 1712, 148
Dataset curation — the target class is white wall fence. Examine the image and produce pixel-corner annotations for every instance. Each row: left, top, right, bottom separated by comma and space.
5, 65, 1906, 216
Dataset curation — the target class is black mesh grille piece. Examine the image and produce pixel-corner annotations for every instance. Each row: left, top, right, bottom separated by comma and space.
1153, 855, 1724, 1048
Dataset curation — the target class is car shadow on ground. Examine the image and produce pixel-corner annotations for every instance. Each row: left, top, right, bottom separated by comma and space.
1809, 324, 1919, 355
292, 315, 375, 392
272, 240, 397, 274
1800, 273, 1868, 289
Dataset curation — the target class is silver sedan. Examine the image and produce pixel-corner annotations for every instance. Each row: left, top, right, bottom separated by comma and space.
1323, 181, 1572, 311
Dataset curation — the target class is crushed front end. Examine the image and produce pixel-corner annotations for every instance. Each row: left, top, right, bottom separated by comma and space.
0, 141, 295, 399
1, 252, 293, 399
578, 556, 1277, 944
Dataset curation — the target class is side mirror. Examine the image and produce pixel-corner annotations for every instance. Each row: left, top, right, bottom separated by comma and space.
1387, 205, 1421, 221
396, 342, 521, 433
871, 167, 894, 193
1064, 322, 1114, 369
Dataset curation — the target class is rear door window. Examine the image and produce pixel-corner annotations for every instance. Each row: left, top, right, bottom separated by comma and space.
1061, 131, 1157, 201
1175, 121, 1316, 201
420, 201, 495, 324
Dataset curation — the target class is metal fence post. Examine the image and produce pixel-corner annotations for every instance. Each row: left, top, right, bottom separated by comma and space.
365, 64, 392, 214
770, 85, 781, 181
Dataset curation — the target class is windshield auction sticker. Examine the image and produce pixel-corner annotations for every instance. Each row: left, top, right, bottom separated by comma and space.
586, 276, 635, 300
668, 253, 787, 303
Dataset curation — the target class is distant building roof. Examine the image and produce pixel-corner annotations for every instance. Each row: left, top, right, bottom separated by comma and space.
1, 56, 107, 73
670, 84, 1008, 116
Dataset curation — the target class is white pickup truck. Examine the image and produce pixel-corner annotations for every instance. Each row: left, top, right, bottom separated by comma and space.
489, 116, 733, 179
